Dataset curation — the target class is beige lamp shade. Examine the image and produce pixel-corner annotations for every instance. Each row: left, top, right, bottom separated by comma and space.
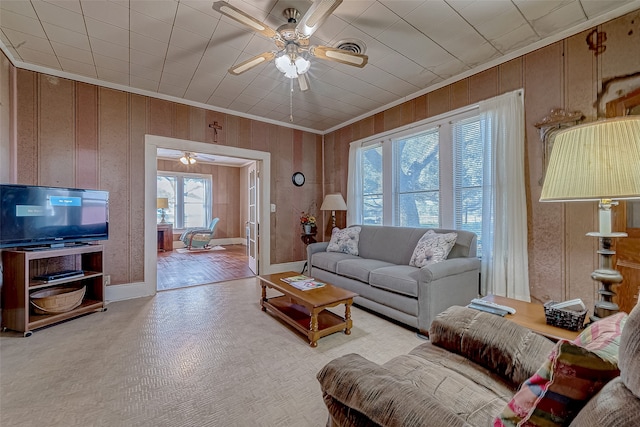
540, 117, 640, 202
157, 197, 169, 209
320, 193, 347, 211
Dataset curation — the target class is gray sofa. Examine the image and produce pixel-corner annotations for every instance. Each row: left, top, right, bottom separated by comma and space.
307, 225, 480, 334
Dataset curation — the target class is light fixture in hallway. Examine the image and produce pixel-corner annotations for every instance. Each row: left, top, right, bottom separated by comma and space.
180, 152, 196, 165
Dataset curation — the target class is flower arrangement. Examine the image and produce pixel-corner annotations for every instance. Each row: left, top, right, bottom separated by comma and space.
300, 212, 316, 226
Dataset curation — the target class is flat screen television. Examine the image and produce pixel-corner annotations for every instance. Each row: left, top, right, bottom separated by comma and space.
0, 184, 109, 249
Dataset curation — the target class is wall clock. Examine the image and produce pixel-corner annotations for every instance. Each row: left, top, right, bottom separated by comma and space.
292, 172, 305, 187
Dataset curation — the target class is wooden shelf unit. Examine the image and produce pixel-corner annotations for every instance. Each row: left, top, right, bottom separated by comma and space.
1, 245, 106, 337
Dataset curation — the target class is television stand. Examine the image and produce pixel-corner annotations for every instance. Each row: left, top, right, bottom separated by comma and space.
1, 245, 106, 337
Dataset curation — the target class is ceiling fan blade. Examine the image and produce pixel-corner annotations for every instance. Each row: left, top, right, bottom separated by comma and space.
296, 0, 343, 38
213, 1, 278, 39
310, 46, 368, 68
229, 52, 276, 75
298, 74, 310, 92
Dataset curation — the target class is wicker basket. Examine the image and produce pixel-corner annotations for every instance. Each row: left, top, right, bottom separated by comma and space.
544, 300, 587, 331
30, 285, 86, 315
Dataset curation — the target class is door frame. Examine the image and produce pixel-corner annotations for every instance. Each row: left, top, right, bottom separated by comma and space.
607, 87, 640, 312
144, 135, 271, 297
247, 162, 259, 274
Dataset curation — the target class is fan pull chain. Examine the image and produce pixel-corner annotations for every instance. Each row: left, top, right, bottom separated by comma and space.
289, 78, 294, 122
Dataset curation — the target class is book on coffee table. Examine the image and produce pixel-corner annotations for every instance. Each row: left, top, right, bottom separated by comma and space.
281, 274, 325, 291
281, 274, 312, 284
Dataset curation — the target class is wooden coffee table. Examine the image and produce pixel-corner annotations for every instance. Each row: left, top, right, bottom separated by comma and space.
258, 272, 358, 347
483, 295, 582, 341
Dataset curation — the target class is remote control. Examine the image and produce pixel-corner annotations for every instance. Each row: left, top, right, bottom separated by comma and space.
470, 298, 516, 314
468, 303, 508, 316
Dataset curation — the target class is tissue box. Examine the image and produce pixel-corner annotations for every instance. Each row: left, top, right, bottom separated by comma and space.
544, 300, 587, 331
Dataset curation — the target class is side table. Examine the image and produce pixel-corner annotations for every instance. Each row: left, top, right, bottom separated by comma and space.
157, 223, 173, 252
300, 231, 317, 273
483, 295, 582, 341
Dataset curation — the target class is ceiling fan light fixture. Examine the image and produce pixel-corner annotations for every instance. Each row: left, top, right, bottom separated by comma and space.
275, 52, 310, 79
275, 54, 296, 78
180, 153, 196, 165
295, 56, 310, 74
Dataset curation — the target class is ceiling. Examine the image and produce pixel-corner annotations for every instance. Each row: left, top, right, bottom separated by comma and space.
1, 0, 639, 133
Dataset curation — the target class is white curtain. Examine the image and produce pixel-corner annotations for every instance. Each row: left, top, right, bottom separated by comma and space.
480, 90, 530, 301
346, 141, 362, 227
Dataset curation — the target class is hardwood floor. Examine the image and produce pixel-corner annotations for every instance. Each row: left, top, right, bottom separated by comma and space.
157, 244, 255, 291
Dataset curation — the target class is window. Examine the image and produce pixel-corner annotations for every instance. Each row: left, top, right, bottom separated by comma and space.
361, 145, 383, 225
394, 128, 439, 228
354, 107, 484, 246
453, 116, 484, 251
157, 172, 212, 229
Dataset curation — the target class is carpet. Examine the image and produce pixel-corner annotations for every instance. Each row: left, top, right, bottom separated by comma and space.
176, 245, 226, 253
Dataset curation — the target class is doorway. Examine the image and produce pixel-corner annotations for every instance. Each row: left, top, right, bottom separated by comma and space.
143, 135, 272, 297
155, 148, 256, 290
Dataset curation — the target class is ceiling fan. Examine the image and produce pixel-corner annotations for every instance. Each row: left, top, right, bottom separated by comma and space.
213, 0, 368, 92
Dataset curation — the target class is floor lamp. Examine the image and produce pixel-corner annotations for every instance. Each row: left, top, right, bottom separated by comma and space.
320, 193, 347, 229
540, 117, 640, 320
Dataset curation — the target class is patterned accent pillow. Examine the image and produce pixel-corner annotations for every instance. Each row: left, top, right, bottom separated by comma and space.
326, 226, 361, 256
494, 313, 628, 427
573, 312, 628, 361
409, 230, 457, 268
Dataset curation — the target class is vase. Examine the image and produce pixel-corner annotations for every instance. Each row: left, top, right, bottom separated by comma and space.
304, 224, 312, 234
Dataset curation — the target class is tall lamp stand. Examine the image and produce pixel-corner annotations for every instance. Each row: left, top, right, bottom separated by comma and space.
540, 117, 640, 322
587, 199, 625, 321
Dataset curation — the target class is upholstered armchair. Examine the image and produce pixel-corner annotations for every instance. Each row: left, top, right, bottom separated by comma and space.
180, 218, 219, 250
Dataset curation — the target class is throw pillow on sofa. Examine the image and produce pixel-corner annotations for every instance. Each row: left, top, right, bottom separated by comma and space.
326, 226, 362, 256
409, 230, 457, 268
495, 312, 628, 427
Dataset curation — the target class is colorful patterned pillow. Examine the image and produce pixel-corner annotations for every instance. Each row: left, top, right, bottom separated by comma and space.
409, 230, 457, 268
326, 226, 361, 256
494, 313, 627, 427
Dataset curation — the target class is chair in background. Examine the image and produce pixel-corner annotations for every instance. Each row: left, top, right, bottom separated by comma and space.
180, 218, 219, 250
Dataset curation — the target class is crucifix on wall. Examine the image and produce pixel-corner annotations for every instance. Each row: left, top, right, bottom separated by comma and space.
209, 121, 223, 143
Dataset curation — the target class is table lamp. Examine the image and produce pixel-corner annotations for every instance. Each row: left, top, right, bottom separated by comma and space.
157, 197, 169, 224
540, 116, 640, 320
320, 193, 347, 228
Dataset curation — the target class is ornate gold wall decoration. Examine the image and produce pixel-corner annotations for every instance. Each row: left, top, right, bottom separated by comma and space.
586, 29, 607, 56
535, 108, 584, 185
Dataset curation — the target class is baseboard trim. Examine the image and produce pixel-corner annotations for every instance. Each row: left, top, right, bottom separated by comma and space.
105, 281, 153, 303
172, 237, 245, 250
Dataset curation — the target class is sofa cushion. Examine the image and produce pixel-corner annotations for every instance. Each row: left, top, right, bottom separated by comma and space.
335, 258, 394, 283
327, 226, 361, 255
318, 350, 508, 427
495, 313, 627, 427
369, 265, 420, 297
311, 251, 360, 273
410, 230, 457, 267
430, 306, 554, 388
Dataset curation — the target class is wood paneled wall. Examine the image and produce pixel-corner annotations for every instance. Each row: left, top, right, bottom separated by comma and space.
9, 66, 323, 286
324, 10, 640, 310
